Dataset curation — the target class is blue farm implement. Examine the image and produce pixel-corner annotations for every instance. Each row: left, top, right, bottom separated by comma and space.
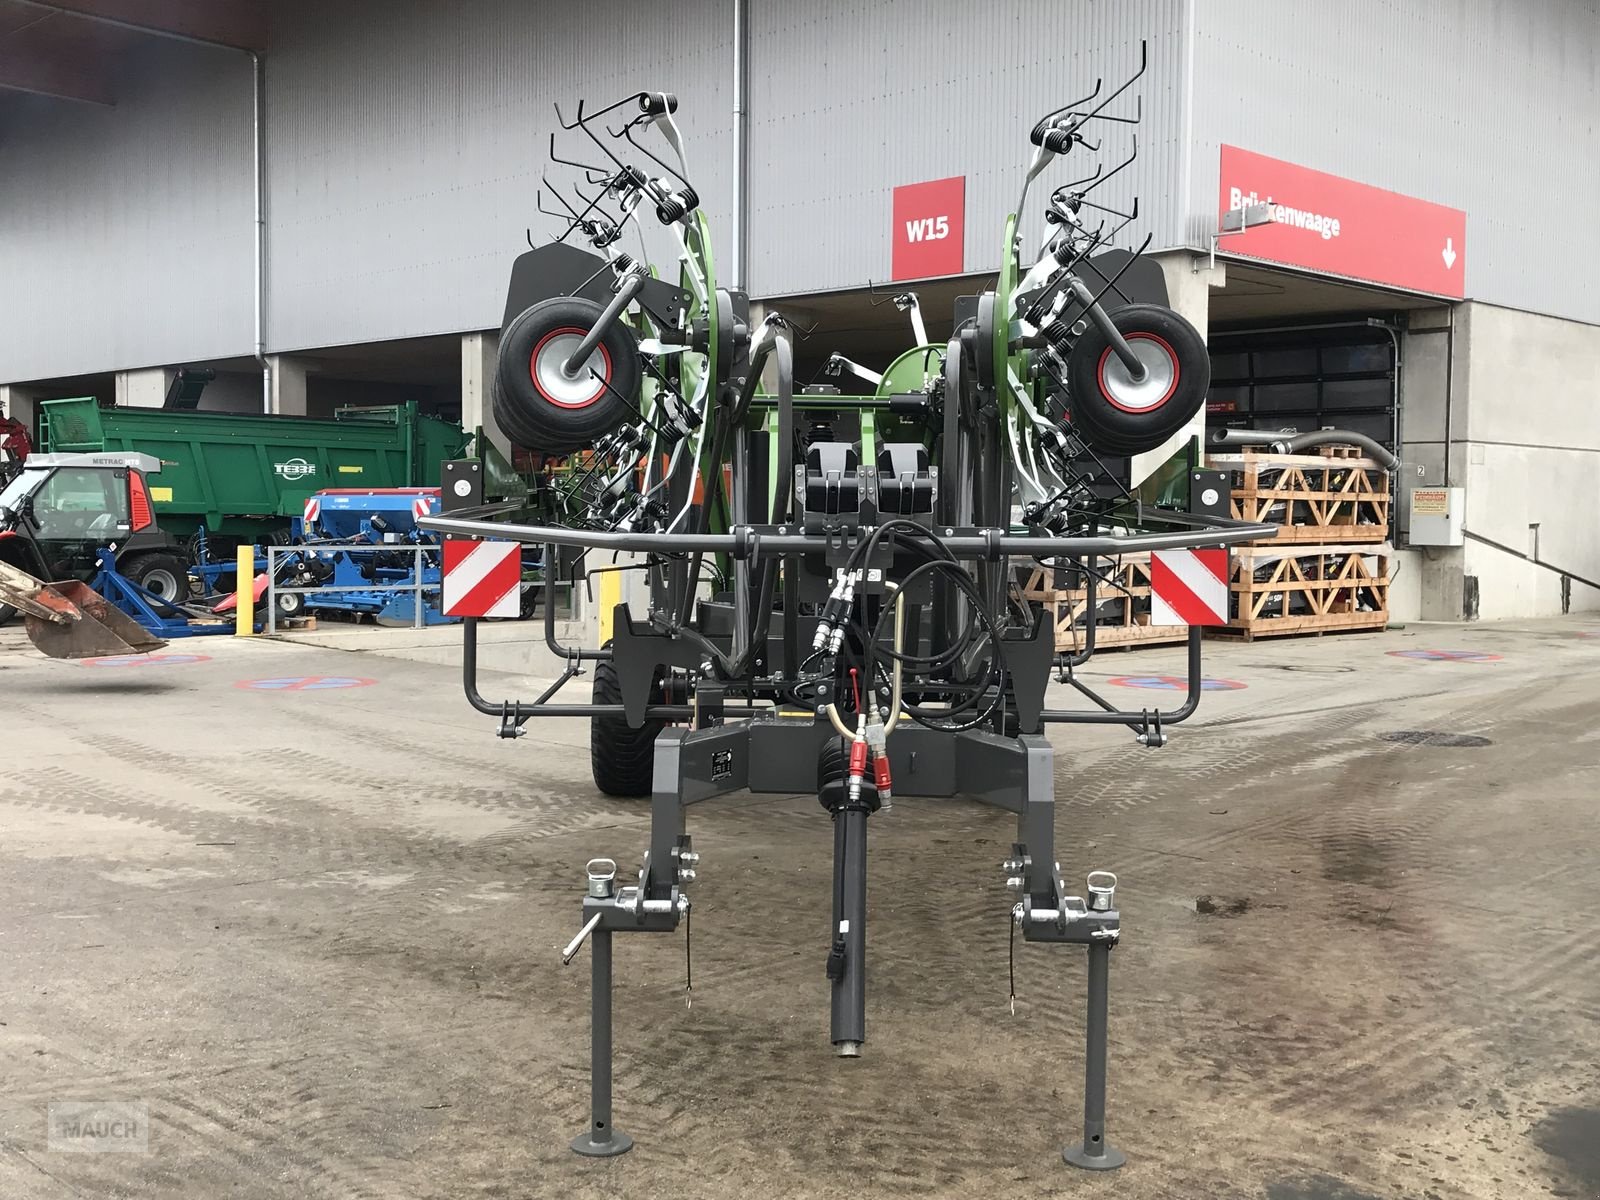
278, 488, 455, 627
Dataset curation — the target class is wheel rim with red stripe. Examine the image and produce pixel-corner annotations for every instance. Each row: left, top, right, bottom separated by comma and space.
1096, 332, 1180, 414
530, 326, 613, 409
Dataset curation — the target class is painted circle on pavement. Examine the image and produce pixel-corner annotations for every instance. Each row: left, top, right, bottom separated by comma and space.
234, 676, 377, 691
1385, 649, 1502, 663
1108, 675, 1246, 691
81, 654, 211, 668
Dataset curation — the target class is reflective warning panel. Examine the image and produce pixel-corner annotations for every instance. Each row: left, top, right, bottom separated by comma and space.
1149, 549, 1229, 627
441, 539, 521, 619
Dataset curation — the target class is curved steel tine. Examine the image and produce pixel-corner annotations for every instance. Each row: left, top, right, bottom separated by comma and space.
1080, 134, 1139, 202
1057, 161, 1105, 194
865, 278, 898, 308
1077, 39, 1147, 126
1032, 77, 1103, 143
617, 120, 690, 188
1093, 93, 1143, 127
541, 177, 583, 218
548, 131, 612, 178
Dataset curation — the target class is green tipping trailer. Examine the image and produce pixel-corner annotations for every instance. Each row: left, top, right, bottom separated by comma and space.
40, 398, 472, 541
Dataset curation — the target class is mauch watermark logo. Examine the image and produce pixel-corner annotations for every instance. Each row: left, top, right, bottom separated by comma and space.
48, 1101, 149, 1154
273, 457, 317, 481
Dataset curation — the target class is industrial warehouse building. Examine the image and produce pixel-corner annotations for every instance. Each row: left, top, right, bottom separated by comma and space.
2, 0, 1598, 624
7, 6, 1600, 1198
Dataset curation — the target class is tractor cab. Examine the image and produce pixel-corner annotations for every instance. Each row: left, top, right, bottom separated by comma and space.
0, 452, 189, 604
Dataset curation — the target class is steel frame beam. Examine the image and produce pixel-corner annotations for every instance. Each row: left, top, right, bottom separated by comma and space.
11, 0, 267, 51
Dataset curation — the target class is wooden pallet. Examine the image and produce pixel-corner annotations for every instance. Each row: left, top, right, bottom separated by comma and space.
1020, 556, 1187, 653
1215, 544, 1390, 641
1209, 447, 1390, 545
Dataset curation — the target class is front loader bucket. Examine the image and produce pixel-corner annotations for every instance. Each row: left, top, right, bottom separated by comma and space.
22, 579, 169, 659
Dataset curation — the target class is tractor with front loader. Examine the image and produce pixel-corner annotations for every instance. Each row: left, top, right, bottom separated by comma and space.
0, 451, 235, 656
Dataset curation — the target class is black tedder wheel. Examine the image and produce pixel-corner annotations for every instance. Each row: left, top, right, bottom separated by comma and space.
122, 553, 191, 604
1066, 303, 1210, 457
494, 296, 641, 455
590, 650, 664, 797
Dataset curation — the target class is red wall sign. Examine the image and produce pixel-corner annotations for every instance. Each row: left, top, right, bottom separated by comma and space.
891, 176, 965, 281
1218, 146, 1466, 298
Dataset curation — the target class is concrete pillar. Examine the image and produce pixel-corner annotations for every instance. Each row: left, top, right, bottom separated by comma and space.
114, 368, 172, 408
1131, 251, 1223, 487
268, 355, 307, 416
1, 384, 39, 432
1398, 306, 1466, 621
460, 331, 510, 459
2, 385, 41, 462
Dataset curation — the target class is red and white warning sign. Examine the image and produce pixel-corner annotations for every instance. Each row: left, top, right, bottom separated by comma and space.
442, 538, 521, 618
1149, 549, 1229, 627
303, 496, 321, 527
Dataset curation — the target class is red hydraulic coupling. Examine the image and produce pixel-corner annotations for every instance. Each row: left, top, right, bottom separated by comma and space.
846, 735, 869, 803
872, 752, 893, 806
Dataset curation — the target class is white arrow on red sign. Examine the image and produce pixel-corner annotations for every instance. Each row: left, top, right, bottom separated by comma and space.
1442, 238, 1457, 270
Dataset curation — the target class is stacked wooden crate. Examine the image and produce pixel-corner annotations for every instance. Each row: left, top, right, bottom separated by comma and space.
1020, 555, 1188, 653
1208, 445, 1392, 640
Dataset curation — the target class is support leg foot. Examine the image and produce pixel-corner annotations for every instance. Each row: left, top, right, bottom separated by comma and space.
1063, 1140, 1125, 1171
571, 1128, 634, 1158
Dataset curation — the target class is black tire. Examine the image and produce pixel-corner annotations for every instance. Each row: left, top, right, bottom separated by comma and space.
274, 590, 306, 620
590, 651, 664, 797
121, 553, 191, 604
0, 603, 16, 627
494, 297, 641, 455
1066, 303, 1209, 457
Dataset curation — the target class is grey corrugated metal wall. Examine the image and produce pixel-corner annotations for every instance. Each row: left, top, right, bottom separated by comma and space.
1190, 0, 1600, 323
7, 1, 1600, 386
745, 0, 1190, 297
264, 0, 733, 353
0, 41, 255, 382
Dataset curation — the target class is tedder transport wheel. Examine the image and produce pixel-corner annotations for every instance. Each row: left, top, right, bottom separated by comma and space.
590, 650, 665, 798
494, 296, 642, 455
122, 553, 192, 604
1066, 302, 1210, 457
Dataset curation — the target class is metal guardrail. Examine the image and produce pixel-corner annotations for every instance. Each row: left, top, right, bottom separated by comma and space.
262, 542, 575, 633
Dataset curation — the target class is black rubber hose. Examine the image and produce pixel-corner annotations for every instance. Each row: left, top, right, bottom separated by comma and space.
1210, 427, 1400, 472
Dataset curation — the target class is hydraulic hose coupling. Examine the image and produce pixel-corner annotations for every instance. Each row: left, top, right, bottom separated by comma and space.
871, 753, 893, 808
846, 733, 869, 805
812, 571, 859, 653
865, 709, 891, 809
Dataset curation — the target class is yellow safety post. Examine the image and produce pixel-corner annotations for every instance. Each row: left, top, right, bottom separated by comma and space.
235, 545, 255, 636
597, 569, 621, 645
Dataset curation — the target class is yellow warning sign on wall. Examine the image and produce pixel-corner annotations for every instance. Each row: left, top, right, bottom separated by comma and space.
1411, 488, 1449, 515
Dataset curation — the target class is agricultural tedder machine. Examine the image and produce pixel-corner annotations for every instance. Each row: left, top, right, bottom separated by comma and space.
421, 52, 1280, 1169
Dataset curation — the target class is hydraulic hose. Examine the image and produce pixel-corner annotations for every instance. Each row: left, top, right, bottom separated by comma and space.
1210, 427, 1400, 472
826, 587, 906, 739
